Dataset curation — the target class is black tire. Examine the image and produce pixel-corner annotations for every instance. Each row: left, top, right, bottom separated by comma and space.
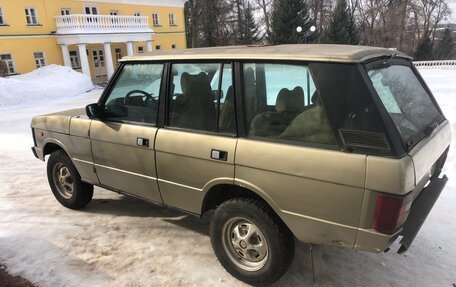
47, 150, 93, 209
210, 198, 295, 285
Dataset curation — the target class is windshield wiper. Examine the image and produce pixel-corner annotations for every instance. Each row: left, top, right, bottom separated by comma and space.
373, 53, 397, 70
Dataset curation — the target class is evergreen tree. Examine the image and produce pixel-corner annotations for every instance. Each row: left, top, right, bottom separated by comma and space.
269, 0, 312, 44
238, 3, 260, 45
323, 0, 359, 45
434, 28, 455, 60
414, 37, 433, 61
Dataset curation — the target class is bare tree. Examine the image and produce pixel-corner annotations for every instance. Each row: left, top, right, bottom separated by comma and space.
253, 0, 273, 38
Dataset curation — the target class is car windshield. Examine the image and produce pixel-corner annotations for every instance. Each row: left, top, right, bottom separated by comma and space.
367, 64, 442, 147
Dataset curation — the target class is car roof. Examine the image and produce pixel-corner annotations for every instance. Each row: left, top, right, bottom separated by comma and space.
121, 44, 411, 64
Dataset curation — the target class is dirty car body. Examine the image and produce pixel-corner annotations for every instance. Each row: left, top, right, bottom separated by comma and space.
31, 44, 451, 284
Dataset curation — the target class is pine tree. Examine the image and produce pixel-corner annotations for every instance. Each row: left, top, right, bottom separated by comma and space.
414, 37, 433, 61
323, 0, 359, 45
269, 0, 312, 44
434, 28, 455, 60
238, 3, 260, 45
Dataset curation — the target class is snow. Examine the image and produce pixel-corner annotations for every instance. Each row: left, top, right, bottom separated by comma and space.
0, 69, 455, 286
0, 65, 93, 108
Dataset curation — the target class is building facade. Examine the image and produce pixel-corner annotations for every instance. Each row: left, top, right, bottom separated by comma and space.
0, 0, 186, 82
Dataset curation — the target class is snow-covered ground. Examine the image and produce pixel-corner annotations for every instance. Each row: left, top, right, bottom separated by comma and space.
0, 65, 93, 107
0, 68, 455, 287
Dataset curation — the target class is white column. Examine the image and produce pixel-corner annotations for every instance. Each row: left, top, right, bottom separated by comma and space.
146, 40, 153, 52
60, 44, 71, 67
126, 41, 135, 56
77, 44, 91, 78
103, 42, 115, 78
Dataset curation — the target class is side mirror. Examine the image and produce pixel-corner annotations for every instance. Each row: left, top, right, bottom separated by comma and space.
86, 103, 100, 119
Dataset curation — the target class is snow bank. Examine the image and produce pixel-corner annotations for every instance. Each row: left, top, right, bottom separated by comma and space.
0, 65, 93, 107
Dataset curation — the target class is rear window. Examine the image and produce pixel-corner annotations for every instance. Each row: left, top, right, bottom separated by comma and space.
367, 64, 442, 146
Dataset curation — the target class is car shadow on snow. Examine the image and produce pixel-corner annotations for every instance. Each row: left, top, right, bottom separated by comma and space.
84, 195, 211, 237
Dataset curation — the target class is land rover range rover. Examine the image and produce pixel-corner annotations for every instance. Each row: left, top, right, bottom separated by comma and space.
31, 44, 450, 284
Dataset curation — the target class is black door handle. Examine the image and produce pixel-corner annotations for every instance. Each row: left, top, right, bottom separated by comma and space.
211, 149, 228, 161
137, 137, 149, 147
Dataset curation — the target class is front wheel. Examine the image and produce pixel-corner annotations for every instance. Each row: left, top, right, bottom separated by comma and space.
210, 198, 295, 285
47, 150, 93, 209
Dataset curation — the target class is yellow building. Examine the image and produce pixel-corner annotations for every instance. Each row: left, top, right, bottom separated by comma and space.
0, 0, 186, 82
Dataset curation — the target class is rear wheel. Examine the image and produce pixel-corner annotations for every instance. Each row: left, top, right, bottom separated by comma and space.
210, 198, 295, 284
47, 150, 93, 209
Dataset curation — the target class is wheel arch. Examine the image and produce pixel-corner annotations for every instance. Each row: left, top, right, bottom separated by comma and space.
42, 139, 71, 160
201, 180, 287, 227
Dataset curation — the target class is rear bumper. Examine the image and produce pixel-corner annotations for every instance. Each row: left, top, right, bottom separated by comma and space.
397, 174, 448, 254
354, 174, 448, 253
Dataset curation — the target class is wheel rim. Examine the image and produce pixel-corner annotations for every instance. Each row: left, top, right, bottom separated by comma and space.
52, 162, 74, 199
221, 217, 269, 272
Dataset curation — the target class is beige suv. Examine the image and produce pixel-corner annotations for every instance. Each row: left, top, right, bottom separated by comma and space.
31, 44, 451, 284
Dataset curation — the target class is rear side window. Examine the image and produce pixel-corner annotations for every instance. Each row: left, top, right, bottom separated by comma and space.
367, 64, 442, 145
101, 63, 163, 124
243, 63, 336, 145
168, 63, 235, 134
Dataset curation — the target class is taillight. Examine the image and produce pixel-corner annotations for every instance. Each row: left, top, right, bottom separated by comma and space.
372, 192, 413, 234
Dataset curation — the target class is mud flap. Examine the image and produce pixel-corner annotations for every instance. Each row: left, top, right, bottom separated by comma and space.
398, 175, 448, 254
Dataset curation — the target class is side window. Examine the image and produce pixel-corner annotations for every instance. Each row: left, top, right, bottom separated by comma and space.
244, 63, 336, 145
168, 63, 235, 134
101, 63, 163, 124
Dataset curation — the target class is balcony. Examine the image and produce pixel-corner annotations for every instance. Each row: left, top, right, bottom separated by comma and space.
54, 14, 153, 34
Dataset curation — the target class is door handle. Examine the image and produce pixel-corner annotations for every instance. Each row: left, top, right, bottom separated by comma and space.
137, 137, 149, 147
211, 149, 228, 161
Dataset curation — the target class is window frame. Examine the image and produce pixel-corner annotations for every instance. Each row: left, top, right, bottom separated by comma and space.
171, 44, 177, 49
363, 57, 445, 153
155, 45, 161, 50
33, 51, 47, 69
25, 7, 39, 25
69, 50, 81, 69
238, 60, 340, 150
168, 13, 176, 26
152, 13, 160, 26
96, 61, 166, 127
60, 8, 71, 16
163, 60, 237, 137
83, 5, 98, 15
0, 53, 16, 75
0, 7, 6, 25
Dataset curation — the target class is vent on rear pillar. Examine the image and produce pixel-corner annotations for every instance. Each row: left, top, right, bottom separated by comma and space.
339, 129, 390, 150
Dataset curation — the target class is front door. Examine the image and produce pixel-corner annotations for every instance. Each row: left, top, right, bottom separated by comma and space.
90, 62, 164, 202
155, 62, 237, 214
91, 49, 106, 79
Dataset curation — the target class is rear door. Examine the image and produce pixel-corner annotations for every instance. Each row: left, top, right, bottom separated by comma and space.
155, 62, 237, 214
90, 62, 164, 203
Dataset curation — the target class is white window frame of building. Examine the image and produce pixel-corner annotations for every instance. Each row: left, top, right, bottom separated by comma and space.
168, 13, 176, 26
138, 46, 145, 54
0, 54, 16, 75
69, 51, 80, 69
25, 7, 39, 25
34, 52, 46, 69
171, 44, 177, 49
110, 10, 118, 16
114, 48, 122, 65
155, 45, 161, 50
0, 7, 6, 25
60, 8, 71, 16
84, 5, 98, 15
152, 13, 160, 26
